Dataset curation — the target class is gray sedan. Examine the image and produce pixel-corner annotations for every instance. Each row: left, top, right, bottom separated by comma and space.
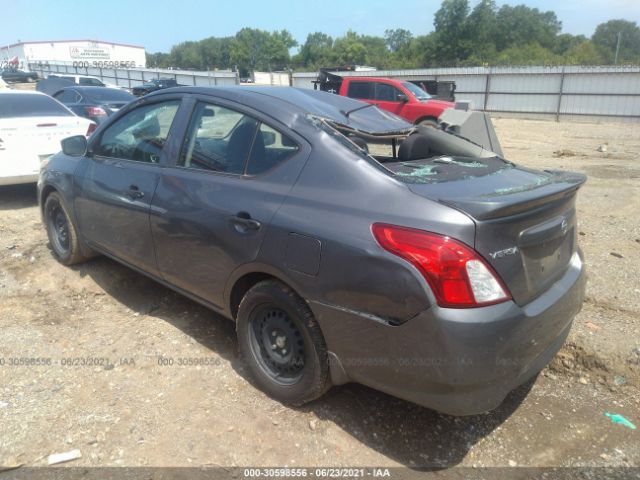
38, 87, 586, 415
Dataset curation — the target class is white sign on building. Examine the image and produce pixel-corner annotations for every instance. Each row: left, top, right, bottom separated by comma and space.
1, 39, 146, 70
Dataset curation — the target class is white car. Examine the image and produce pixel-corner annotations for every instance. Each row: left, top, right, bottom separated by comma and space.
0, 90, 95, 186
47, 74, 128, 91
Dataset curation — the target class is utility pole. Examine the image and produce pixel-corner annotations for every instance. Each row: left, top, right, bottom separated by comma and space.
614, 31, 622, 65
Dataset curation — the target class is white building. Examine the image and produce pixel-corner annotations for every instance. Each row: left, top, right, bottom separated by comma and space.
2, 39, 146, 70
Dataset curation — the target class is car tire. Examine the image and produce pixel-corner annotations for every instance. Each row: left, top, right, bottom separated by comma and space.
237, 280, 331, 406
44, 192, 91, 265
418, 118, 439, 129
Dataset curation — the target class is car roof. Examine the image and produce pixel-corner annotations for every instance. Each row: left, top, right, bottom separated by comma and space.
149, 86, 413, 135
346, 77, 406, 83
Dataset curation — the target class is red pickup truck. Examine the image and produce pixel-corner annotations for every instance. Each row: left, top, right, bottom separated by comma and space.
322, 76, 455, 127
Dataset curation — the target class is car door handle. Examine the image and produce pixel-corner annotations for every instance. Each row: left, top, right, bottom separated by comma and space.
126, 185, 144, 200
230, 212, 261, 232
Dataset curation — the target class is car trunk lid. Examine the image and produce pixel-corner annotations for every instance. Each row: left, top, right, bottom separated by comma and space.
0, 116, 90, 154
393, 160, 586, 306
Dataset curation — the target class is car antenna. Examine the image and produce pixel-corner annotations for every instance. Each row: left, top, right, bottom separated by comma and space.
340, 103, 376, 118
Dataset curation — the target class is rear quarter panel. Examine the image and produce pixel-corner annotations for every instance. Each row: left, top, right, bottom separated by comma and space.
254, 129, 476, 324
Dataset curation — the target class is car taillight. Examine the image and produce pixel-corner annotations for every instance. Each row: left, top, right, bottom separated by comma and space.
371, 223, 511, 308
85, 106, 107, 117
86, 122, 97, 137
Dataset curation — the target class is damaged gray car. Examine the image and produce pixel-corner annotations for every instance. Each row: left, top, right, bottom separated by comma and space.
38, 87, 586, 415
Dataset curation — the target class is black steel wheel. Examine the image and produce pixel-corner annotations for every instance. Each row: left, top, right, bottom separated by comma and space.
43, 192, 91, 265
248, 306, 306, 385
237, 280, 331, 405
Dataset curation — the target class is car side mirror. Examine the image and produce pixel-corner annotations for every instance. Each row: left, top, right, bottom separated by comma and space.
397, 93, 409, 103
61, 135, 88, 156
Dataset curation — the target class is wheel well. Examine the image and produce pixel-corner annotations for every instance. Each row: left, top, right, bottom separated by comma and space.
414, 116, 438, 125
229, 272, 279, 320
40, 185, 57, 214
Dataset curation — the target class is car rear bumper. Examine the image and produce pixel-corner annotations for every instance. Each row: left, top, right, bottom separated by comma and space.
311, 251, 586, 416
0, 173, 39, 186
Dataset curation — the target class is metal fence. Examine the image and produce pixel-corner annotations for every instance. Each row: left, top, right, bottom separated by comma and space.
293, 66, 640, 122
28, 63, 640, 122
28, 63, 239, 89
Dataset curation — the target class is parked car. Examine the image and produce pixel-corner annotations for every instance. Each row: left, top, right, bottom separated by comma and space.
38, 87, 586, 415
132, 78, 182, 96
317, 74, 454, 127
47, 74, 126, 90
1, 68, 38, 83
0, 91, 95, 186
52, 86, 135, 124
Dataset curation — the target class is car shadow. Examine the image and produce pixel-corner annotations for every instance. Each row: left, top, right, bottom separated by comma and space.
71, 254, 531, 469
0, 183, 38, 210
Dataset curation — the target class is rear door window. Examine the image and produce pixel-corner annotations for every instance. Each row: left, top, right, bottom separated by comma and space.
93, 100, 181, 163
179, 102, 258, 175
346, 82, 374, 100
179, 102, 299, 176
246, 123, 299, 175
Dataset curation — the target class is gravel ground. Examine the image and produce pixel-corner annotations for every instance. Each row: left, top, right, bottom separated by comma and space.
0, 118, 638, 471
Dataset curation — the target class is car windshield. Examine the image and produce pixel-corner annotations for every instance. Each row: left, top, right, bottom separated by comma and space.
0, 94, 73, 118
79, 78, 105, 87
402, 82, 431, 101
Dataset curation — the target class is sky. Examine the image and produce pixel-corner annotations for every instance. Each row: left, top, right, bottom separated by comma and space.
2, 0, 639, 52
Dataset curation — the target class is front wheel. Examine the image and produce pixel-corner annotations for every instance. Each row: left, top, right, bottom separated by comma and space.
236, 280, 331, 406
44, 192, 91, 265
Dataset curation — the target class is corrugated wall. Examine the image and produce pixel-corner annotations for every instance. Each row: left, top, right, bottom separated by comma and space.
293, 66, 640, 122
29, 63, 239, 88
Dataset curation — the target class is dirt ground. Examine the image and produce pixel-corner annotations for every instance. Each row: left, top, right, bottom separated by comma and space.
0, 117, 638, 471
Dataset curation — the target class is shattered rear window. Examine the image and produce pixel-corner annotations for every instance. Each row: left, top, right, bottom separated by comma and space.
306, 114, 513, 184
386, 156, 513, 184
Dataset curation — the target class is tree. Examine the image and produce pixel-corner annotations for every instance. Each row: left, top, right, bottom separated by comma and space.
384, 29, 413, 53
433, 0, 471, 65
141, 1, 640, 72
563, 40, 604, 65
229, 28, 296, 73
592, 20, 640, 64
295, 32, 334, 68
495, 42, 561, 65
495, 5, 561, 51
465, 0, 498, 64
552, 33, 587, 56
199, 36, 233, 70
169, 41, 203, 69
146, 52, 170, 68
331, 30, 389, 67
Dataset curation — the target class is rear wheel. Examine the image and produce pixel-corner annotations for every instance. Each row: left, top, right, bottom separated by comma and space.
236, 280, 330, 405
44, 192, 91, 265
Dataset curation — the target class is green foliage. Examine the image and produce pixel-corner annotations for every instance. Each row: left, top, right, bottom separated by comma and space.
148, 3, 640, 72
294, 32, 334, 69
495, 5, 561, 51
592, 20, 640, 64
433, 0, 471, 65
495, 42, 562, 65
